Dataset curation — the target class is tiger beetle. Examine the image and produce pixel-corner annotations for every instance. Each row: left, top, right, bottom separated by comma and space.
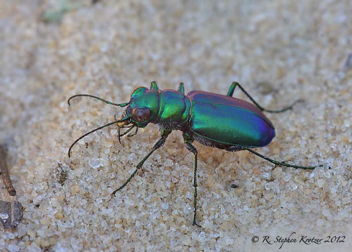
68, 81, 322, 226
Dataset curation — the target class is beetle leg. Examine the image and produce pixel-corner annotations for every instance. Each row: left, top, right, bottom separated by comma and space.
183, 133, 201, 226
111, 129, 171, 197
150, 81, 159, 90
245, 148, 322, 169
227, 82, 303, 113
178, 82, 185, 94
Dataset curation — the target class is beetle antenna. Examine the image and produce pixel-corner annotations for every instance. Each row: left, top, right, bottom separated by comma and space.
245, 148, 323, 169
68, 94, 129, 107
69, 121, 118, 157
68, 117, 130, 157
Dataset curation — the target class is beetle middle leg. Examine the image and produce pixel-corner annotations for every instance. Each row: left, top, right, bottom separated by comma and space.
227, 82, 303, 113
178, 82, 185, 94
150, 81, 159, 90
183, 133, 200, 227
111, 129, 171, 197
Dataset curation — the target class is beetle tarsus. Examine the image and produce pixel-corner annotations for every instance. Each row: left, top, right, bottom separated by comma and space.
273, 99, 304, 113
111, 130, 171, 196
245, 148, 321, 169
111, 167, 139, 195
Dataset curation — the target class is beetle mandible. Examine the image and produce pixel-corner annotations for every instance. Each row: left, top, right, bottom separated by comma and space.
68, 81, 321, 226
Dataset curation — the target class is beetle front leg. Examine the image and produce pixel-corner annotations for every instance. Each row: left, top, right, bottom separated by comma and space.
183, 133, 200, 226
111, 130, 171, 197
227, 82, 302, 113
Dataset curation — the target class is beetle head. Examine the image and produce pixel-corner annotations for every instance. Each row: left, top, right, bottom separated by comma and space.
68, 85, 160, 157
120, 86, 160, 128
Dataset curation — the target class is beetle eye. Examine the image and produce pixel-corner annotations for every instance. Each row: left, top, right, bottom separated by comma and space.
132, 107, 151, 122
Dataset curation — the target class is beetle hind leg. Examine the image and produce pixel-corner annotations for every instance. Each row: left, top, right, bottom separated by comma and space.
183, 133, 201, 227
245, 148, 322, 169
227, 82, 303, 113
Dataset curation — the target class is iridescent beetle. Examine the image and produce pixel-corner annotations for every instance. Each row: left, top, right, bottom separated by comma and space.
68, 81, 321, 226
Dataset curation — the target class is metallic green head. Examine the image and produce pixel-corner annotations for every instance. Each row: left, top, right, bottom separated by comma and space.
121, 87, 160, 128
67, 83, 163, 157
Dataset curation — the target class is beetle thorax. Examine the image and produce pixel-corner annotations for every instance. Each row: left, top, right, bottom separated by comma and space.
156, 89, 191, 130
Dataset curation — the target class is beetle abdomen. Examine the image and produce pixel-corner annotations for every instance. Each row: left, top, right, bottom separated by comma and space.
188, 92, 275, 147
